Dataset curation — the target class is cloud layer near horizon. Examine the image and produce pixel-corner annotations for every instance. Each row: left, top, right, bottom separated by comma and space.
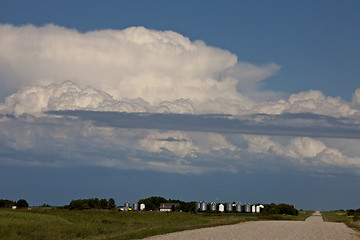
1, 24, 360, 175
1, 113, 360, 174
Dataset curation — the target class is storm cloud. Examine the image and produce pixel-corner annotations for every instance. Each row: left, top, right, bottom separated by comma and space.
0, 24, 279, 114
1, 24, 360, 175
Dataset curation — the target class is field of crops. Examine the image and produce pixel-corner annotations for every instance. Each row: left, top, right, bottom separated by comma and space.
0, 208, 313, 240
322, 211, 360, 232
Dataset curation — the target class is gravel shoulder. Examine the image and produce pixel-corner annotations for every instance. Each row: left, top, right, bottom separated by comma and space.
144, 211, 360, 240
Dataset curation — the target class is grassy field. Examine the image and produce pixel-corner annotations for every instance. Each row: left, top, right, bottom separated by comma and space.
322, 211, 360, 232
0, 208, 313, 240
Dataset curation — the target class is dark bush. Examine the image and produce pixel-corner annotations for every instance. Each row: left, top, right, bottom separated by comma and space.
262, 203, 279, 215
69, 198, 115, 210
16, 199, 29, 208
262, 203, 298, 216
347, 209, 355, 216
278, 203, 298, 216
352, 208, 360, 222
108, 198, 116, 209
0, 199, 16, 208
354, 212, 359, 222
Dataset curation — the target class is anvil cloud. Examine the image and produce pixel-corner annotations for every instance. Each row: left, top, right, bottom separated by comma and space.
0, 24, 279, 114
0, 24, 360, 175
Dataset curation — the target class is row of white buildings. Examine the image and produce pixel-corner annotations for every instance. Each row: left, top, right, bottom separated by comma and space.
196, 201, 264, 213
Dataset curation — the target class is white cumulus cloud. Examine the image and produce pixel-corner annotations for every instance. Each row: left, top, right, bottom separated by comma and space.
0, 24, 281, 114
251, 90, 359, 117
0, 81, 195, 115
284, 137, 327, 159
242, 135, 360, 170
2, 24, 359, 118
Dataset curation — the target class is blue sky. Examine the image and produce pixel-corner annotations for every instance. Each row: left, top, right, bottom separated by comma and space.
0, 0, 360, 210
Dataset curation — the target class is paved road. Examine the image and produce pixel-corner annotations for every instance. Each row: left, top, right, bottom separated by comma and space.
144, 211, 360, 240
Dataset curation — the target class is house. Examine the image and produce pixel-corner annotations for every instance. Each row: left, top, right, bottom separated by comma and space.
159, 203, 179, 212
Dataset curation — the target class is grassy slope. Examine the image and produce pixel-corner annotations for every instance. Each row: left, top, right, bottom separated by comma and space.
0, 208, 313, 240
322, 211, 360, 232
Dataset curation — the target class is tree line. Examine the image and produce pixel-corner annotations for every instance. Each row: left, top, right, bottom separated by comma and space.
0, 199, 29, 208
261, 203, 298, 215
67, 198, 116, 210
0, 196, 298, 216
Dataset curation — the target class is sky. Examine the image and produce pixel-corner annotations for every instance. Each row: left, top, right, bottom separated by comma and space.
0, 0, 360, 210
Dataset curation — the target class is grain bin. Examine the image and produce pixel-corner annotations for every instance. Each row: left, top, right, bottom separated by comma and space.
200, 200, 207, 212
133, 202, 139, 211
256, 205, 264, 213
235, 202, 242, 212
226, 202, 233, 212
245, 203, 251, 213
124, 201, 130, 211
251, 205, 256, 213
218, 203, 224, 212
195, 202, 201, 212
210, 202, 217, 212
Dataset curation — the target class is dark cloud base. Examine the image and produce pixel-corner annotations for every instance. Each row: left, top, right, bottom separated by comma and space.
47, 111, 360, 139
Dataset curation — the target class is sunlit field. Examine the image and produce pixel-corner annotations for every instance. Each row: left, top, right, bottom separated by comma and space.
0, 208, 313, 240
322, 211, 360, 232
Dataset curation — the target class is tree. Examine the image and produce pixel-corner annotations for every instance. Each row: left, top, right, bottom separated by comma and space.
81, 202, 90, 210
70, 199, 84, 210
108, 198, 116, 209
261, 203, 298, 216
100, 199, 108, 209
347, 209, 355, 216
16, 199, 29, 208
262, 203, 279, 215
354, 212, 360, 222
278, 204, 298, 215
93, 198, 101, 209
352, 208, 360, 222
0, 199, 16, 208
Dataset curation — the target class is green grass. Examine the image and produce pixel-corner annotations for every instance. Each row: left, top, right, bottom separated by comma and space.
257, 211, 314, 221
321, 211, 360, 232
0, 208, 313, 240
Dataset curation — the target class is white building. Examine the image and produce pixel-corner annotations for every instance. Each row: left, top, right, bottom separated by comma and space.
252, 205, 256, 213
218, 204, 224, 212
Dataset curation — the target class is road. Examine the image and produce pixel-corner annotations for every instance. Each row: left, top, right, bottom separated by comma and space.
144, 211, 360, 240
